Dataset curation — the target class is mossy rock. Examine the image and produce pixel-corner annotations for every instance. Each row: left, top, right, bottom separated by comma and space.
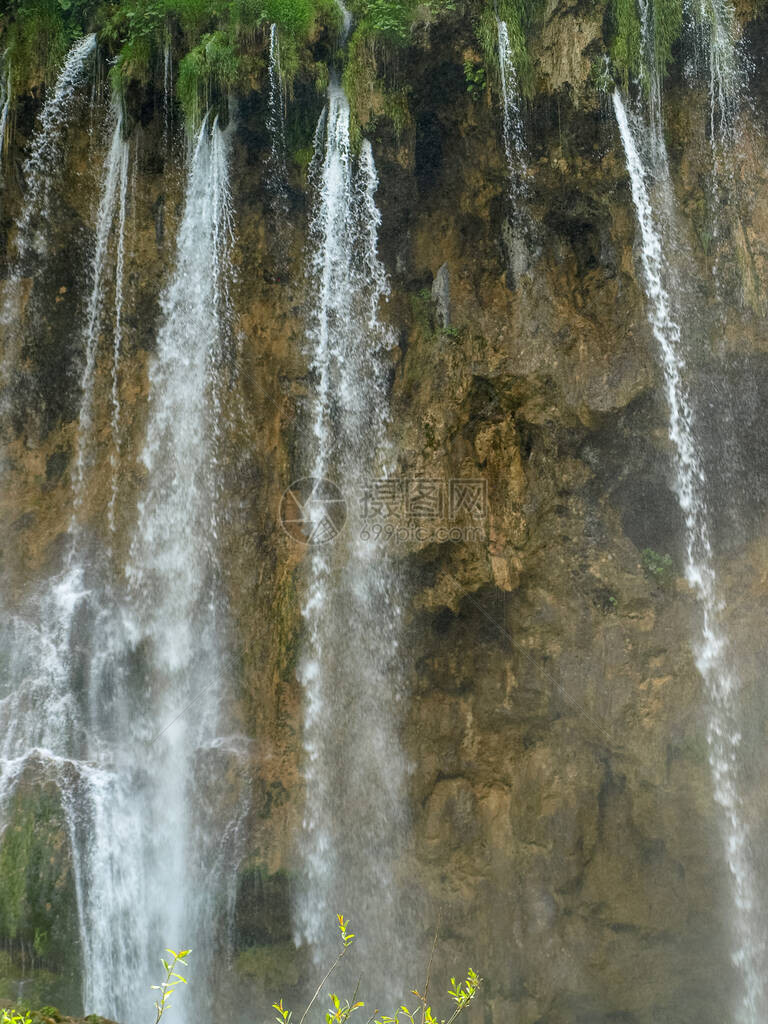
234, 862, 293, 947
235, 941, 302, 991
2, 1011, 118, 1024
0, 775, 82, 1013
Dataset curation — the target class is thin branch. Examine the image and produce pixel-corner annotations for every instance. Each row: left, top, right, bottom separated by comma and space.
339, 978, 363, 1022
444, 1001, 475, 1024
298, 946, 349, 1024
422, 917, 440, 1014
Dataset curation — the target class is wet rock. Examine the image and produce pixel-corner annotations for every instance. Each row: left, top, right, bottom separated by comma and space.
431, 262, 451, 327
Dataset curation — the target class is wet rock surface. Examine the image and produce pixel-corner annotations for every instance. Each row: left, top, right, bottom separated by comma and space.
2, 3, 768, 1022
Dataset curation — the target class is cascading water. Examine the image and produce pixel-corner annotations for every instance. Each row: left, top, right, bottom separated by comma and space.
294, 72, 411, 994
0, 60, 10, 178
117, 112, 248, 1023
4, 34, 96, 274
689, 0, 743, 141
495, 18, 532, 285
496, 18, 526, 195
108, 126, 130, 534
0, 92, 138, 1018
685, 0, 746, 321
266, 24, 289, 216
71, 102, 130, 524
0, 94, 130, 820
613, 87, 765, 1020
0, 34, 96, 406
0, 111, 247, 1024
163, 37, 173, 149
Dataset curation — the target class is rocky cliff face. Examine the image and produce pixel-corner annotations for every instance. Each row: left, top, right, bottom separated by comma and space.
3, 3, 768, 1022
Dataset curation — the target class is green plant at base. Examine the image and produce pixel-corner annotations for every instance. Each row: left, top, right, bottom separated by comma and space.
152, 948, 191, 1024
1, 1011, 33, 1024
273, 915, 481, 1024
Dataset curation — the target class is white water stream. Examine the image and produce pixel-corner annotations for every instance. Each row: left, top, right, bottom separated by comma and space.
0, 112, 247, 1024
295, 74, 410, 995
496, 18, 526, 196
614, 87, 765, 1020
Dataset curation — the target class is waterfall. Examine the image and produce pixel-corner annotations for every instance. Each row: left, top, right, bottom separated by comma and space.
71, 103, 130, 525
336, 0, 353, 41
0, 96, 129, 838
8, 34, 96, 269
690, 0, 743, 141
108, 131, 131, 534
121, 112, 247, 1023
266, 24, 289, 213
294, 77, 410, 996
496, 18, 526, 195
0, 60, 10, 177
1, 112, 247, 1024
127, 112, 234, 662
163, 37, 173, 149
0, 34, 96, 406
613, 88, 764, 1020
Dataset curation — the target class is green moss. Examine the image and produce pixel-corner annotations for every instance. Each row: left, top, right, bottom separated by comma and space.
608, 0, 684, 89
274, 566, 300, 681
235, 942, 301, 990
0, 786, 76, 947
654, 0, 684, 78
0, 820, 30, 942
172, 0, 217, 36
1, 0, 339, 134
410, 286, 435, 334
312, 0, 342, 34
177, 29, 240, 128
476, 0, 543, 101
234, 862, 293, 946
262, 0, 314, 34
588, 54, 614, 93
342, 25, 376, 139
342, 23, 413, 145
347, 0, 412, 44
0, 783, 81, 1012
341, 0, 463, 138
609, 0, 642, 87
108, 31, 154, 95
229, 0, 316, 41
0, 0, 689, 128
3, 0, 75, 94
291, 143, 313, 174
640, 547, 675, 588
